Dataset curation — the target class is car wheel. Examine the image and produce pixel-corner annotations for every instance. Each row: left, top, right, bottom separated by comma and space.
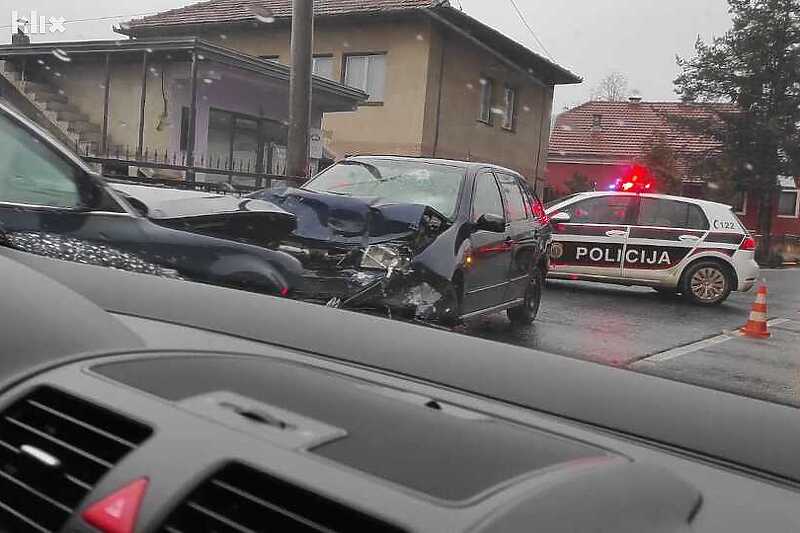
508, 267, 543, 325
682, 262, 732, 305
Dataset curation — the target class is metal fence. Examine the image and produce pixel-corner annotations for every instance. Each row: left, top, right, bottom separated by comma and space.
79, 142, 307, 192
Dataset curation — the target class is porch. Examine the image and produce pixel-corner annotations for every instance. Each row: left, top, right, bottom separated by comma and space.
0, 37, 365, 188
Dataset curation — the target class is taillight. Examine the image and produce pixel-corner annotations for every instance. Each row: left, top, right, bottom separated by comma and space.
531, 200, 549, 225
740, 236, 756, 251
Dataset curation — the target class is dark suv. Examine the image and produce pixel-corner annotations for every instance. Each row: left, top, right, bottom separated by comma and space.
251, 156, 552, 325
0, 101, 303, 295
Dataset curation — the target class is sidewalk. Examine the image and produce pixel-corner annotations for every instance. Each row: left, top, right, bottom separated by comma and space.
632, 313, 800, 407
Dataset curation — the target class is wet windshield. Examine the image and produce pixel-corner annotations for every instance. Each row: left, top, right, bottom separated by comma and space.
303, 159, 465, 218
0, 1, 799, 512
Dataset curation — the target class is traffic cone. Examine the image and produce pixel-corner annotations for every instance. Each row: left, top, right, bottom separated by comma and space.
740, 284, 770, 338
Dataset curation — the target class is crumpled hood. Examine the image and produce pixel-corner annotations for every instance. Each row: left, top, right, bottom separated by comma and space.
256, 187, 434, 246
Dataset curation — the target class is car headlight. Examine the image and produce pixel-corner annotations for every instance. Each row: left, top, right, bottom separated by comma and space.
360, 244, 409, 270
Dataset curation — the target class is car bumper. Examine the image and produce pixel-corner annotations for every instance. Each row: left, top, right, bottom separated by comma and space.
295, 268, 457, 322
733, 253, 760, 292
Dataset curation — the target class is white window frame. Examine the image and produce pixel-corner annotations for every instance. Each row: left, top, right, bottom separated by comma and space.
312, 55, 334, 80
478, 76, 494, 125
502, 86, 516, 131
777, 189, 800, 218
343, 53, 387, 103
733, 191, 747, 216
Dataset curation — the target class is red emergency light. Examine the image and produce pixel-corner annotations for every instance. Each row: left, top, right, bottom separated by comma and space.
612, 165, 655, 193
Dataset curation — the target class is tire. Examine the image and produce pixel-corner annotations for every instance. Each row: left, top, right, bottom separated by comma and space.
681, 261, 732, 305
508, 267, 544, 325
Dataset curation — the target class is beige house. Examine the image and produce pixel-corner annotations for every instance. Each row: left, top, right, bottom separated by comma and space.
0, 38, 365, 186
119, 0, 580, 192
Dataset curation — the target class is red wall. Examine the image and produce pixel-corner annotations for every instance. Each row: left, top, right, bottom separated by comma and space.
738, 192, 800, 236
545, 162, 627, 198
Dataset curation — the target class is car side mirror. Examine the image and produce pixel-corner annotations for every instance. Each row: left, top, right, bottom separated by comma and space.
550, 212, 571, 223
475, 213, 506, 233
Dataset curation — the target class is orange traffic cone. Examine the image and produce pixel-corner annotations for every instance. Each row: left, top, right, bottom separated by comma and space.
740, 284, 770, 338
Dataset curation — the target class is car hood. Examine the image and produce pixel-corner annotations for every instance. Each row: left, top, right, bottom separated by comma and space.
111, 182, 297, 243
256, 187, 443, 247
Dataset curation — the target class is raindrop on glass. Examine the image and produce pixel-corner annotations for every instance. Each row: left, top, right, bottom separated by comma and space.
44, 65, 51, 70
119, 121, 128, 127
220, 34, 228, 40
52, 49, 71, 62
197, 54, 205, 60
745, 162, 754, 171
36, 59, 45, 65
522, 105, 531, 112
249, 5, 276, 23
707, 182, 720, 190
490, 107, 504, 115
416, 34, 424, 41
479, 78, 487, 86
343, 41, 351, 48
54, 72, 62, 77
560, 124, 573, 131
203, 78, 213, 84
145, 48, 153, 54
57, 89, 65, 95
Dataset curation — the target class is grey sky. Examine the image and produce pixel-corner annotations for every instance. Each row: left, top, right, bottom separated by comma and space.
2, 0, 732, 112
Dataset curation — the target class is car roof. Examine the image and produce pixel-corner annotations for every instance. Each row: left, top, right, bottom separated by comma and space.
553, 191, 734, 211
345, 155, 521, 176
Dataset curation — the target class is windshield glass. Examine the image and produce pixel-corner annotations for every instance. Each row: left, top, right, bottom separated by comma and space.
304, 159, 466, 218
1, 1, 799, 512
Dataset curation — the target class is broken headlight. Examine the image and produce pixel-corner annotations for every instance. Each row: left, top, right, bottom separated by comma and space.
360, 244, 410, 270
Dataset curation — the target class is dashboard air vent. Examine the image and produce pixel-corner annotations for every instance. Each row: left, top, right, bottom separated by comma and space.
161, 462, 404, 533
0, 386, 151, 532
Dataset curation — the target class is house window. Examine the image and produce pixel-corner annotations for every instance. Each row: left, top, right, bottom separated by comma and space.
312, 55, 335, 80
344, 54, 386, 103
778, 190, 799, 217
502, 86, 516, 131
179, 107, 190, 151
479, 77, 493, 124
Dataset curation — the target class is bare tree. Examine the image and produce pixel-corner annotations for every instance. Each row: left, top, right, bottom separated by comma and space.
591, 72, 630, 102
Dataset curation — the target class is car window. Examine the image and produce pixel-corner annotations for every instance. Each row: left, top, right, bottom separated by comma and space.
561, 195, 634, 225
637, 198, 709, 230
496, 174, 528, 221
304, 159, 465, 218
472, 172, 505, 222
0, 114, 82, 208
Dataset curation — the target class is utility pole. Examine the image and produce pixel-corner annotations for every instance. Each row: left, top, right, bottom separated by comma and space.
286, 0, 314, 178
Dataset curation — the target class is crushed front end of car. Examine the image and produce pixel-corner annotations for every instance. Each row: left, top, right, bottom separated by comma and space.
256, 187, 461, 324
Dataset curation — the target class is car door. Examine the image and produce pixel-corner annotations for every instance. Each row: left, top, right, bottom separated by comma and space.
624, 196, 708, 282
549, 194, 637, 279
0, 110, 148, 253
462, 170, 513, 314
496, 172, 538, 303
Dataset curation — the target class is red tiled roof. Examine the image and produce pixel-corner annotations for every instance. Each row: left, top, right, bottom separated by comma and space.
124, 0, 444, 30
549, 100, 736, 176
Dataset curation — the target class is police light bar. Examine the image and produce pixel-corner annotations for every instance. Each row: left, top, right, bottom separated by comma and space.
613, 164, 654, 193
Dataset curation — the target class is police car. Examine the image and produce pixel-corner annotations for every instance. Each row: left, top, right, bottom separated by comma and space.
545, 191, 759, 305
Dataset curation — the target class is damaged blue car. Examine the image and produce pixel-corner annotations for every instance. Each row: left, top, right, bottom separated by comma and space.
250, 156, 552, 325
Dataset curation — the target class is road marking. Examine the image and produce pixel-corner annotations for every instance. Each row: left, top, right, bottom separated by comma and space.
635, 317, 794, 365
638, 334, 735, 364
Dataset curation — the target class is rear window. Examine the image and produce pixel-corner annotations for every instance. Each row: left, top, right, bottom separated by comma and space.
637, 198, 709, 230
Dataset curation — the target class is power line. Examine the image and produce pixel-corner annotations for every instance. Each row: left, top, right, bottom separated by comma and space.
0, 11, 156, 30
507, 0, 554, 61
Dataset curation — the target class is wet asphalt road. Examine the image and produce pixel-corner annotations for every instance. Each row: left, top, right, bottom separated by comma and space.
461, 268, 800, 404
